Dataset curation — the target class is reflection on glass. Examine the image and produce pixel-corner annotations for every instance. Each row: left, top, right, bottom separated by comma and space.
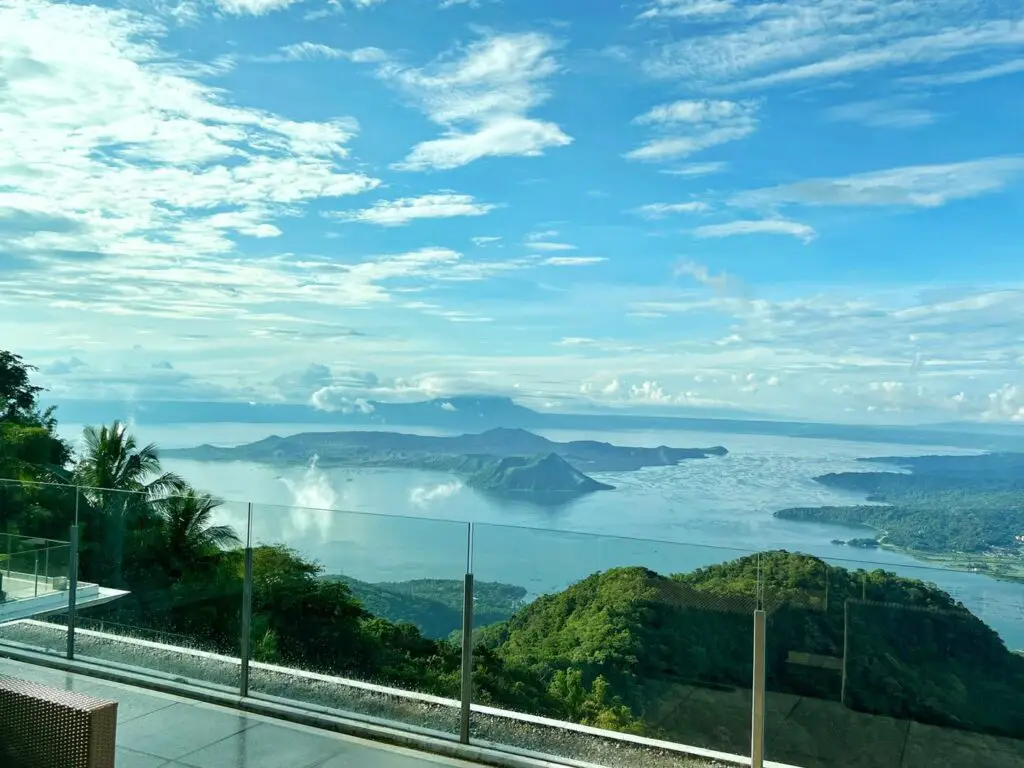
765, 554, 1024, 768
246, 503, 470, 737
470, 523, 759, 761
0, 479, 78, 656
72, 486, 246, 691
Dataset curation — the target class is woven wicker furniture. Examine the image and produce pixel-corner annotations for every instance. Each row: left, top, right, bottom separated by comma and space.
0, 675, 117, 768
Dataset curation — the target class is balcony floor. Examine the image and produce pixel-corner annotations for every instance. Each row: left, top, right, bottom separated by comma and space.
0, 657, 484, 768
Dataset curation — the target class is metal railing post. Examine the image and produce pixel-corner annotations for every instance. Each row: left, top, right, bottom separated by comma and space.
459, 523, 475, 745
841, 599, 850, 706
33, 549, 39, 597
460, 572, 475, 744
66, 523, 79, 660
751, 608, 767, 768
239, 502, 254, 697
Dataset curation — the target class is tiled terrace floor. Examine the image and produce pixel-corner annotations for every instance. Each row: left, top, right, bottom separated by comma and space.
0, 657, 484, 768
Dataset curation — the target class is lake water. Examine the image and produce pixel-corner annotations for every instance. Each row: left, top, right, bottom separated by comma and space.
59, 422, 1024, 648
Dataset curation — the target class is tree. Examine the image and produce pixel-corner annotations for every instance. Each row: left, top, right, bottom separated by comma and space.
75, 421, 185, 586
157, 490, 241, 578
0, 351, 44, 423
0, 350, 71, 485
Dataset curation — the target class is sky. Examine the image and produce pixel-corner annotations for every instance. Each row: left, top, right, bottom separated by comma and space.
0, 0, 1022, 425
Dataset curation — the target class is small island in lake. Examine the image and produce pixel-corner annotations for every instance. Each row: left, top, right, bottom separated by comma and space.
164, 427, 727, 504
466, 453, 615, 503
777, 451, 1024, 578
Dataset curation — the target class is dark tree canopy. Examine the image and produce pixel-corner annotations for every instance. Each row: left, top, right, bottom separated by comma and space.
0, 350, 44, 422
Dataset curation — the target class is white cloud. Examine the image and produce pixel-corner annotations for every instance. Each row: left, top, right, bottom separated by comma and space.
275, 42, 388, 63
528, 242, 577, 252
636, 201, 710, 218
674, 260, 740, 295
643, 1, 1024, 90
734, 157, 1024, 209
825, 99, 937, 129
693, 219, 816, 243
381, 32, 572, 171
626, 100, 757, 162
639, 0, 735, 20
215, 0, 302, 15
0, 0, 379, 266
309, 389, 377, 414
525, 230, 575, 251
983, 384, 1024, 422
540, 256, 607, 266
660, 161, 729, 177
332, 193, 498, 226
471, 236, 502, 246
557, 337, 597, 347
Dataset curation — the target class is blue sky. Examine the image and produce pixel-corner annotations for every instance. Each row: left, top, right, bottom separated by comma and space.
1, 0, 1022, 423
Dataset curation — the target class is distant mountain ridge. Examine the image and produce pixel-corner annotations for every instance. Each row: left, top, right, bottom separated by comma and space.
48, 395, 1023, 451
164, 426, 727, 472
163, 427, 726, 503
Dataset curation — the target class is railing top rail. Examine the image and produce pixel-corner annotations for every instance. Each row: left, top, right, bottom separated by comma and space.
0, 532, 71, 550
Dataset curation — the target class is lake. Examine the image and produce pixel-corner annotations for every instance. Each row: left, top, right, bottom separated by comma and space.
59, 421, 1024, 648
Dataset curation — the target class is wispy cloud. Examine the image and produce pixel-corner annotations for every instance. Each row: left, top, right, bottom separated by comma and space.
660, 161, 729, 177
734, 157, 1024, 208
540, 256, 607, 266
471, 236, 502, 247
643, 1, 1024, 91
639, 0, 736, 21
825, 98, 937, 129
525, 229, 576, 251
274, 42, 388, 63
901, 58, 1024, 85
626, 100, 757, 162
215, 0, 303, 15
380, 32, 572, 171
693, 219, 817, 243
332, 193, 498, 226
636, 201, 710, 218
556, 337, 597, 346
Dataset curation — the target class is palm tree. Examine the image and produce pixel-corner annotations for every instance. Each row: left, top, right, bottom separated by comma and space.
157, 490, 241, 576
75, 421, 185, 586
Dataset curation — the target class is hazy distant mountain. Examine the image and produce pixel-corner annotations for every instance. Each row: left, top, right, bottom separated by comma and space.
163, 426, 727, 473
48, 395, 1022, 451
164, 427, 726, 504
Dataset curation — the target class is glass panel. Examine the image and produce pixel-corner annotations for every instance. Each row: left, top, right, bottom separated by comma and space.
765, 552, 1024, 768
470, 523, 759, 763
72, 485, 248, 692
0, 479, 78, 656
247, 502, 470, 738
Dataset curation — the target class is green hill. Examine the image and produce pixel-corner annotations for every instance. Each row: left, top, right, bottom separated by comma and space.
466, 453, 614, 501
324, 576, 527, 639
481, 552, 1024, 739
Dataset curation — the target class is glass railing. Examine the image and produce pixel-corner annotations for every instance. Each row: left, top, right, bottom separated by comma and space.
470, 524, 760, 761
0, 532, 71, 603
245, 502, 471, 737
71, 485, 248, 692
2, 475, 1024, 767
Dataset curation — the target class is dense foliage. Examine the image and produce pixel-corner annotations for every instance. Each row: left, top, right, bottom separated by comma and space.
3, 350, 1024, 743
777, 453, 1024, 553
326, 576, 527, 639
